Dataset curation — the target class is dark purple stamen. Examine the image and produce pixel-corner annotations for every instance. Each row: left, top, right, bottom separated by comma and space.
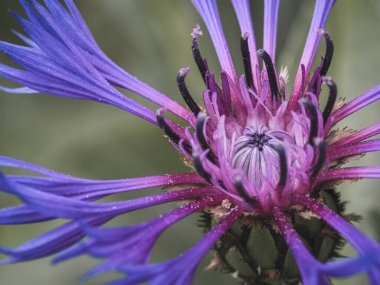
196, 113, 217, 163
220, 72, 232, 111
320, 32, 334, 76
257, 49, 280, 101
177, 67, 201, 115
309, 66, 322, 94
322, 78, 337, 124
206, 72, 218, 94
156, 110, 192, 153
234, 176, 257, 204
192, 37, 208, 83
311, 141, 327, 177
274, 144, 287, 189
193, 153, 212, 183
302, 99, 319, 145
241, 33, 255, 92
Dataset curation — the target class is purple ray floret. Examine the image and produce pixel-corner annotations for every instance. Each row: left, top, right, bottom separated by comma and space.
104, 208, 241, 285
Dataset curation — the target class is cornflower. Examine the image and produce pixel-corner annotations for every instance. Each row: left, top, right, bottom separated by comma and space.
0, 0, 380, 284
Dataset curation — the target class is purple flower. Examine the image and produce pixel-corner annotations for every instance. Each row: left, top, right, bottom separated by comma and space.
0, 0, 380, 284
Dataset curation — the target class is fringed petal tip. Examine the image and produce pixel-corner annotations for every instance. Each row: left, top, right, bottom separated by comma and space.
0, 257, 19, 265
76, 208, 240, 284
0, 216, 110, 264
0, 155, 212, 270
55, 198, 221, 271
0, 86, 37, 94
0, 0, 192, 124
51, 242, 88, 265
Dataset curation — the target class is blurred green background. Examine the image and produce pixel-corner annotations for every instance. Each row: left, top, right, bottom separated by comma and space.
0, 0, 380, 284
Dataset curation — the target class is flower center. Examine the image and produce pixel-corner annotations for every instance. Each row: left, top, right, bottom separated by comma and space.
231, 125, 300, 190
232, 126, 282, 186
245, 132, 270, 151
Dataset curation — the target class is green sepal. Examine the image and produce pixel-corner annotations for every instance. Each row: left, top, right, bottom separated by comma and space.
225, 247, 257, 279
212, 188, 348, 284
318, 236, 336, 262
247, 225, 279, 269
283, 249, 299, 278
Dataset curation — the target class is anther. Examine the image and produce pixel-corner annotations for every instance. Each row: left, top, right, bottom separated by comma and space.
157, 110, 192, 153
301, 99, 319, 146
193, 153, 212, 183
322, 78, 337, 124
257, 49, 280, 100
234, 176, 257, 204
192, 37, 208, 83
273, 144, 287, 189
206, 72, 218, 94
320, 32, 334, 76
177, 67, 201, 116
241, 33, 255, 92
196, 113, 217, 163
311, 141, 327, 177
220, 71, 231, 110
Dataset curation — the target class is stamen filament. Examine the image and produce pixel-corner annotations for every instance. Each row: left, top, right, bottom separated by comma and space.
177, 67, 201, 115
193, 152, 212, 183
320, 32, 334, 76
311, 140, 327, 177
196, 113, 217, 163
301, 99, 319, 145
157, 110, 192, 153
258, 49, 280, 100
322, 78, 337, 124
192, 37, 208, 83
273, 144, 287, 189
234, 176, 257, 204
241, 33, 256, 92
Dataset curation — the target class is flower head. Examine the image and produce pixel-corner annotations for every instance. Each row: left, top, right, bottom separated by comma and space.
1, 0, 380, 284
